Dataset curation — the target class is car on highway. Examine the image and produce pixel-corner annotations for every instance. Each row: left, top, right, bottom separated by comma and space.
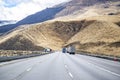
62, 47, 66, 53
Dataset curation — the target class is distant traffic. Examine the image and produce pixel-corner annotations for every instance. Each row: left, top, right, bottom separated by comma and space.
62, 45, 75, 55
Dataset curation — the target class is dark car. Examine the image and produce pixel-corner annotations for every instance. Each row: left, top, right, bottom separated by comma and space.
62, 48, 66, 53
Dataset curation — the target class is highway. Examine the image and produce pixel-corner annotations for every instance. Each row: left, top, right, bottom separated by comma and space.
0, 52, 120, 80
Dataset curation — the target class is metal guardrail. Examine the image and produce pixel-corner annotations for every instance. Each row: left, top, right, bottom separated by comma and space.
0, 51, 50, 62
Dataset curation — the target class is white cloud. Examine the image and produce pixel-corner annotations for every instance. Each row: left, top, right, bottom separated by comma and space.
0, 0, 70, 21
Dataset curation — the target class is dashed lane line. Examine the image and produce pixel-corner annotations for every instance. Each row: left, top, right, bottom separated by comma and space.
26, 67, 32, 72
68, 72, 74, 78
64, 64, 74, 79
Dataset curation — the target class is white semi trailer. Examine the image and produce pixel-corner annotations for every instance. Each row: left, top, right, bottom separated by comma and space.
67, 45, 75, 54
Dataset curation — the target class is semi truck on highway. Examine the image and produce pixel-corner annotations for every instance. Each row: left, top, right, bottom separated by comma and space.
67, 45, 75, 55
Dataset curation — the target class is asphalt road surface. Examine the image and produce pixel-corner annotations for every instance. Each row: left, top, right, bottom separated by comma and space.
0, 52, 120, 80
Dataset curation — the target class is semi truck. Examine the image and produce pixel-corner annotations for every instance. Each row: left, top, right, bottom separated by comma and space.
67, 45, 75, 55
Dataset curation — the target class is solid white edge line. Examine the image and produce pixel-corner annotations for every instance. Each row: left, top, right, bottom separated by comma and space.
64, 64, 74, 78
95, 65, 120, 77
87, 61, 120, 77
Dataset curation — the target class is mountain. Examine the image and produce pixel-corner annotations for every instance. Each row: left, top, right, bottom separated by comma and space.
0, 14, 120, 51
0, 6, 65, 34
16, 6, 65, 25
66, 19, 120, 56
1, 0, 118, 34
0, 20, 87, 50
0, 20, 16, 26
0, 20, 17, 35
0, 0, 120, 56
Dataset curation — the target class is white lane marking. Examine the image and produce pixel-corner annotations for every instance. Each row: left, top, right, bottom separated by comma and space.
64, 64, 74, 79
87, 61, 120, 77
26, 68, 32, 71
65, 64, 68, 69
69, 72, 73, 78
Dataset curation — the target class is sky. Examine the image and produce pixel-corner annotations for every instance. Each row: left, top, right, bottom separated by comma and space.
0, 0, 70, 21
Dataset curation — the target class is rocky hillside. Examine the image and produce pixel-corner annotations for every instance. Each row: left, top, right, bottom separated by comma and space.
0, 0, 120, 57
66, 19, 120, 56
0, 20, 93, 50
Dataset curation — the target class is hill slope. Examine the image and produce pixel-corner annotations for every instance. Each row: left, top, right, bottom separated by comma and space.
0, 0, 120, 57
66, 20, 120, 56
0, 14, 120, 57
1, 0, 119, 34
0, 20, 93, 50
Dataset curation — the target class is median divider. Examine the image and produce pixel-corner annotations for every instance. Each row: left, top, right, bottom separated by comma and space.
0, 50, 50, 62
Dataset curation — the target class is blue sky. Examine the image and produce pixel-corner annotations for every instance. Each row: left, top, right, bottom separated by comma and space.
0, 0, 70, 21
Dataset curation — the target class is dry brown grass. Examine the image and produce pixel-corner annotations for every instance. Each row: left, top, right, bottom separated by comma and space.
0, 35, 44, 51
0, 50, 32, 57
0, 50, 45, 57
0, 20, 92, 50
0, 18, 120, 57
67, 21, 120, 43
66, 20, 120, 57
0, 1, 120, 57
